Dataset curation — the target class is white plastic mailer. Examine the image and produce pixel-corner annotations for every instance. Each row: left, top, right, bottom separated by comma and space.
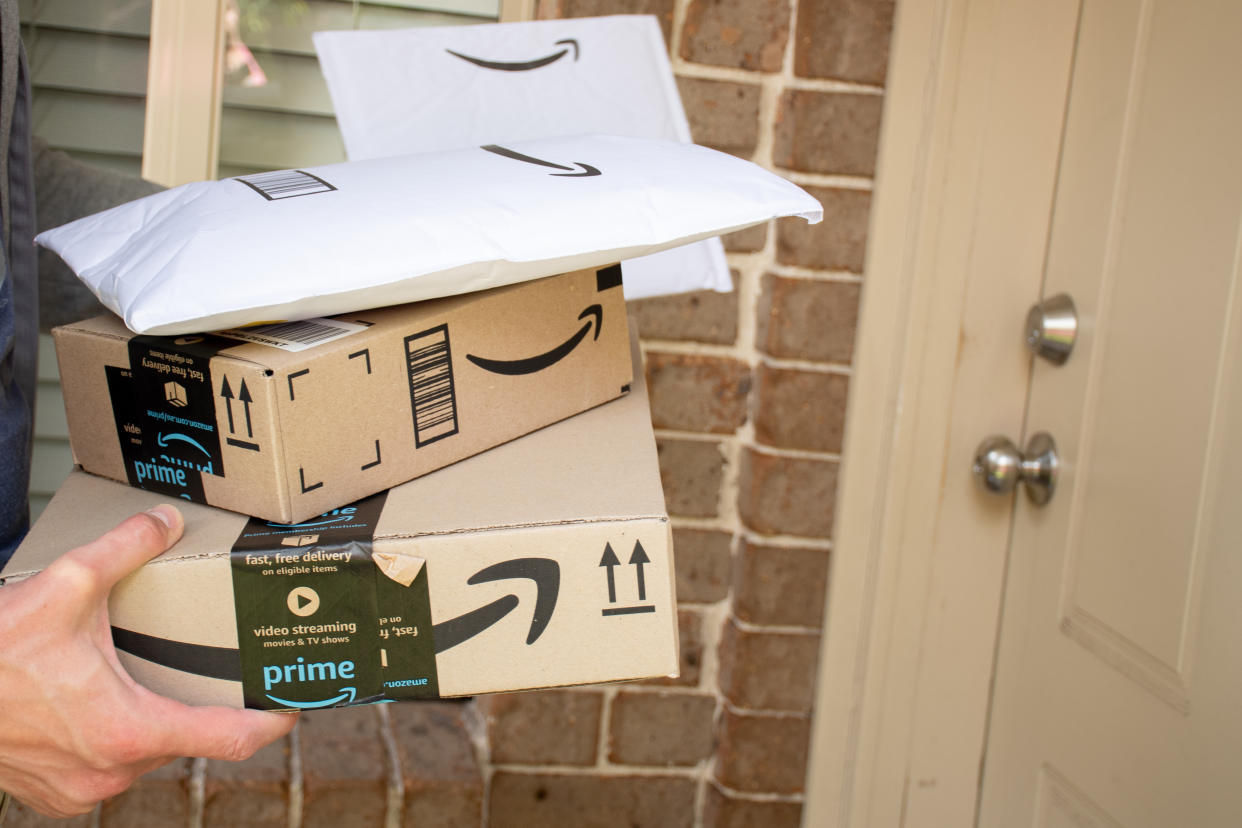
36, 134, 822, 336
313, 16, 732, 299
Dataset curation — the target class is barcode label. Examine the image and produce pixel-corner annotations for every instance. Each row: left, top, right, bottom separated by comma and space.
216, 318, 366, 352
234, 169, 337, 201
405, 325, 458, 447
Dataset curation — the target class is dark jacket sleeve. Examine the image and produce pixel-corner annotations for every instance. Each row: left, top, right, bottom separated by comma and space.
33, 137, 165, 331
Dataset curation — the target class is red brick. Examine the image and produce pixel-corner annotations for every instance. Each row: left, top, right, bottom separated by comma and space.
646, 353, 751, 434
672, 527, 732, 604
702, 783, 802, 827
757, 274, 861, 363
299, 707, 388, 828
389, 702, 483, 828
489, 772, 696, 827
680, 0, 791, 72
733, 539, 829, 628
645, 608, 704, 687
776, 186, 871, 272
722, 223, 767, 252
715, 707, 811, 794
718, 618, 820, 712
608, 691, 716, 766
204, 737, 291, 827
100, 759, 190, 827
657, 438, 724, 517
481, 690, 602, 765
774, 90, 884, 176
794, 0, 896, 84
738, 448, 837, 538
676, 77, 761, 157
4, 801, 92, 827
753, 364, 849, 453
543, 0, 676, 44
631, 270, 739, 344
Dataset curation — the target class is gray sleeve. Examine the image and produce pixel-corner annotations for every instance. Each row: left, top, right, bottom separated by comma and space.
33, 137, 165, 331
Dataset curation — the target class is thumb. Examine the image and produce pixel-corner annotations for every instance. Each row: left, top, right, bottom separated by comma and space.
46, 505, 185, 604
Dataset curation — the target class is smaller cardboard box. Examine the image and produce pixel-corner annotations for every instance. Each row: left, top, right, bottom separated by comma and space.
52, 264, 631, 525
2, 331, 676, 708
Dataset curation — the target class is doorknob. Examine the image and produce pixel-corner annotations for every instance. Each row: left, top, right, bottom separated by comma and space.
1025, 293, 1077, 364
972, 432, 1059, 505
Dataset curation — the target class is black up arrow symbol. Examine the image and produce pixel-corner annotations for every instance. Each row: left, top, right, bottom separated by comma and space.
238, 379, 254, 438
630, 541, 650, 601
220, 377, 255, 437
600, 543, 621, 603
221, 376, 236, 433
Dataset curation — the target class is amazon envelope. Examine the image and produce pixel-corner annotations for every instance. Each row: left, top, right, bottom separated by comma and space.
1, 326, 677, 708
50, 264, 632, 525
313, 15, 731, 301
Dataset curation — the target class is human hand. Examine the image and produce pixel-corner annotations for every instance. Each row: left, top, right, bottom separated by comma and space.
0, 505, 297, 817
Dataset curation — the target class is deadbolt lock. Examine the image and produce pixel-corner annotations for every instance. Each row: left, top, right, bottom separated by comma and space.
1025, 293, 1077, 365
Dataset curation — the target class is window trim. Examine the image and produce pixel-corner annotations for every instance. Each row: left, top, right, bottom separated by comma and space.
141, 0, 524, 187
141, 0, 227, 187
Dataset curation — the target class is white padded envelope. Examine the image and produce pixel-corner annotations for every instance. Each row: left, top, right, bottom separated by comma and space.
313, 15, 731, 299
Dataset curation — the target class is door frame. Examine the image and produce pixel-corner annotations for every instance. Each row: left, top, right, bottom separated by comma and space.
803, 0, 1082, 824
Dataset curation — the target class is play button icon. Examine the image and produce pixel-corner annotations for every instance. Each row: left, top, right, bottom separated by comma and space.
287, 586, 320, 617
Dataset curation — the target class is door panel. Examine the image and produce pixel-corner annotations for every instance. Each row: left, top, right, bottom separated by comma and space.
980, 0, 1242, 824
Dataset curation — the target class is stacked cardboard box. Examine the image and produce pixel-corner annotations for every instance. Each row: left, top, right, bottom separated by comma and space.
0, 265, 679, 709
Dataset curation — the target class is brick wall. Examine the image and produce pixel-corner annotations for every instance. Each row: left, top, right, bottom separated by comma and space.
8, 1, 893, 825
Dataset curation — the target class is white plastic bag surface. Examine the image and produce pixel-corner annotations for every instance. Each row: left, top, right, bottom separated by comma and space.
36, 134, 821, 335
313, 16, 731, 299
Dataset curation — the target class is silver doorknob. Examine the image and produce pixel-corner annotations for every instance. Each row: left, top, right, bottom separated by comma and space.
1025, 293, 1077, 364
972, 432, 1059, 505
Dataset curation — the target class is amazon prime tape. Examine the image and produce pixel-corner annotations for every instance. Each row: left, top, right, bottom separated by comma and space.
51, 266, 632, 525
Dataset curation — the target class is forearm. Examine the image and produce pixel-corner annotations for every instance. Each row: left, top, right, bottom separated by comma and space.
33, 138, 164, 331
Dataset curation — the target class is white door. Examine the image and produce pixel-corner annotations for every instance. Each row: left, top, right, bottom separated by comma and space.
978, 0, 1242, 824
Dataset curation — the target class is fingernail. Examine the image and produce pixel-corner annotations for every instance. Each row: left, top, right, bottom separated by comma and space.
146, 505, 177, 529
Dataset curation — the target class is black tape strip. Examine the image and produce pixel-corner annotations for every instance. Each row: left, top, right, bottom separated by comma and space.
112, 626, 242, 681
229, 492, 440, 710
107, 334, 231, 503
596, 263, 623, 292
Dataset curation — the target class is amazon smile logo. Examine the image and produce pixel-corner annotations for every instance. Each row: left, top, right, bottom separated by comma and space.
446, 37, 579, 71
481, 144, 601, 177
467, 305, 603, 376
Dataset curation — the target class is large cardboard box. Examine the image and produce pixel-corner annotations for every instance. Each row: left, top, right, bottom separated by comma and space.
2, 333, 675, 708
52, 264, 631, 525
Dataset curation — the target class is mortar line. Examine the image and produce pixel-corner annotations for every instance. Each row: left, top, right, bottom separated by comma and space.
487, 762, 701, 777
711, 780, 807, 803
782, 171, 874, 190
287, 721, 303, 828
375, 705, 404, 828
758, 354, 853, 374
737, 528, 832, 550
672, 60, 883, 96
188, 757, 206, 828
668, 514, 739, 532
766, 264, 865, 282
731, 615, 823, 636
720, 698, 813, 719
655, 428, 842, 463
594, 685, 618, 769
462, 699, 492, 828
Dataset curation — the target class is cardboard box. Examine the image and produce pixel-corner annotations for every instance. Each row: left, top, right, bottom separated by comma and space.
52, 264, 631, 525
2, 331, 676, 708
